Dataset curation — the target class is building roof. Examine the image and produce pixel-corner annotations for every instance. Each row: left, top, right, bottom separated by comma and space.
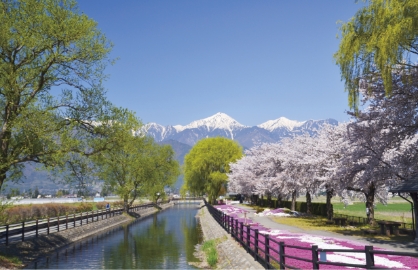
389, 175, 418, 193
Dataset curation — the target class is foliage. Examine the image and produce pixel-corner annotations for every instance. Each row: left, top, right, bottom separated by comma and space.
95, 113, 180, 211
335, 0, 418, 108
183, 137, 243, 204
0, 255, 23, 269
0, 0, 115, 191
253, 199, 331, 217
202, 240, 218, 267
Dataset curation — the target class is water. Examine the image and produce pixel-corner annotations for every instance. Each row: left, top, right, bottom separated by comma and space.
29, 204, 202, 269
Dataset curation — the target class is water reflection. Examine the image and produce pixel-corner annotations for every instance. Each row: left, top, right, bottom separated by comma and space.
29, 204, 202, 269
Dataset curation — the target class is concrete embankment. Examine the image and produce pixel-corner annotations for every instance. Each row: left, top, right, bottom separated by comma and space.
196, 204, 263, 269
0, 202, 174, 269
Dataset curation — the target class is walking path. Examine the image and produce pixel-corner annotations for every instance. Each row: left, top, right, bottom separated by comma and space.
232, 204, 418, 253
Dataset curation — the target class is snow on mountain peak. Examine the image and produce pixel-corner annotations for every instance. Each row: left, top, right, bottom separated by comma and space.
258, 117, 305, 131
174, 112, 246, 132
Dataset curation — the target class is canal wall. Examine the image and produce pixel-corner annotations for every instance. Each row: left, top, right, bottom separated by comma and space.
197, 205, 263, 269
0, 202, 174, 269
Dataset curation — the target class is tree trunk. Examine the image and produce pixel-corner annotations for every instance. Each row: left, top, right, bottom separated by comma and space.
410, 192, 418, 242
291, 190, 297, 211
365, 183, 376, 225
123, 198, 130, 213
267, 193, 272, 208
0, 168, 8, 192
326, 184, 334, 221
306, 191, 312, 214
277, 194, 282, 208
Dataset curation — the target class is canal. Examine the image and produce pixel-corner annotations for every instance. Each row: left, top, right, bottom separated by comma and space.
29, 204, 203, 269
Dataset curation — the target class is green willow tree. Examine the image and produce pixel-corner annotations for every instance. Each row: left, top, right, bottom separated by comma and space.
0, 0, 114, 190
95, 114, 180, 212
334, 0, 418, 108
183, 137, 243, 204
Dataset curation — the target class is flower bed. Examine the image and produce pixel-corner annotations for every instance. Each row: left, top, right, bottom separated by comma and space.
215, 205, 418, 269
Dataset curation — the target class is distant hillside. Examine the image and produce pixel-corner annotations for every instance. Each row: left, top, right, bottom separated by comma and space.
143, 112, 338, 149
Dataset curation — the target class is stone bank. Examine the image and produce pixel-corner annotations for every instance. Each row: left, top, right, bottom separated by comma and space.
197, 205, 263, 269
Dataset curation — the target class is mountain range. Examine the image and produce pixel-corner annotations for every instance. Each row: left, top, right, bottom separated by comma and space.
6, 113, 337, 194
143, 112, 338, 150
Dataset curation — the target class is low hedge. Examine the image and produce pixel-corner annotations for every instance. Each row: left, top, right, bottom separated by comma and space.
1, 201, 125, 224
255, 198, 331, 217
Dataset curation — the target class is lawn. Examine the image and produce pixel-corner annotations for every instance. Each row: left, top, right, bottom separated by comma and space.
333, 201, 412, 224
294, 195, 413, 224
270, 215, 414, 242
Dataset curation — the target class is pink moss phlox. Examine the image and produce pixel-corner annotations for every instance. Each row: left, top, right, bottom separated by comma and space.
217, 207, 418, 269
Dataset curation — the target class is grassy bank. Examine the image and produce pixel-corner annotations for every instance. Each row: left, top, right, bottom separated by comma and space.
0, 254, 23, 269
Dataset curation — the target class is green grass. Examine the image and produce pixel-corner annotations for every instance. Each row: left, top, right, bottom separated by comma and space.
202, 240, 218, 267
0, 255, 22, 269
333, 201, 412, 224
287, 195, 413, 224
270, 216, 414, 242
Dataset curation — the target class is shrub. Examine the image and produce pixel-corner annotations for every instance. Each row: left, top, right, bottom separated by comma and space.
256, 199, 330, 217
202, 240, 218, 267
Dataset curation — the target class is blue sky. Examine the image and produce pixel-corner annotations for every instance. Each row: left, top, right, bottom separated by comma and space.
77, 1, 365, 126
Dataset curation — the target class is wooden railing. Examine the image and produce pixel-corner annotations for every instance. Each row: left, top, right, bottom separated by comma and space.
204, 199, 418, 269
0, 203, 156, 246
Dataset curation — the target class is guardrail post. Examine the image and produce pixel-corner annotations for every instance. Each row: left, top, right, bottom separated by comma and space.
365, 246, 374, 269
246, 225, 251, 253
279, 241, 285, 270
226, 215, 229, 233
312, 245, 319, 269
97, 210, 99, 221
227, 216, 234, 234
255, 229, 259, 261
22, 221, 25, 242
81, 213, 83, 226
73, 213, 76, 228
36, 219, 39, 237
57, 216, 60, 232
47, 218, 50, 235
234, 219, 238, 239
265, 234, 270, 268
66, 215, 68, 230
86, 212, 89, 224
5, 225, 9, 246
240, 221, 244, 243
230, 216, 233, 234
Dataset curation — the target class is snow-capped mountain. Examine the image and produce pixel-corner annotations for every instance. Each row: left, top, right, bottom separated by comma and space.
174, 112, 247, 132
258, 117, 305, 131
143, 113, 338, 149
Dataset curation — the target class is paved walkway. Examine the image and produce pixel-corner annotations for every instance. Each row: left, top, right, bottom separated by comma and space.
232, 204, 418, 253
